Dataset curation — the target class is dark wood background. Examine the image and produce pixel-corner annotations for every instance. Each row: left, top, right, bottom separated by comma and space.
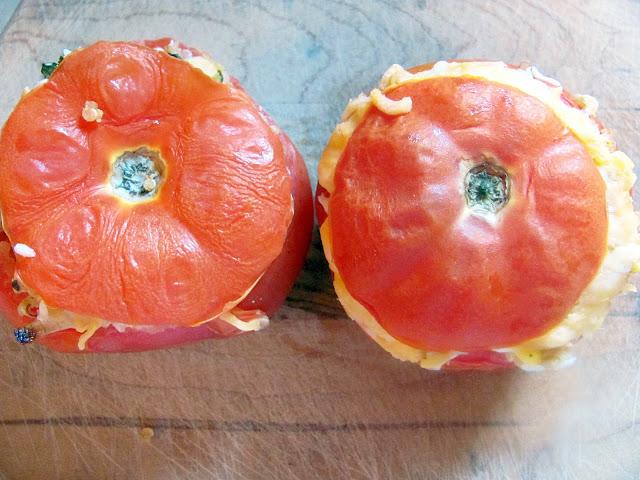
0, 1, 638, 479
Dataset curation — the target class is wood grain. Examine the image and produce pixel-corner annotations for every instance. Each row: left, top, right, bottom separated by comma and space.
0, 1, 639, 479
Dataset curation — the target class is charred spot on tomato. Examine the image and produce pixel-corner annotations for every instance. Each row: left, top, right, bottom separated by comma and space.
14, 326, 36, 344
464, 162, 510, 214
110, 148, 165, 203
11, 279, 21, 293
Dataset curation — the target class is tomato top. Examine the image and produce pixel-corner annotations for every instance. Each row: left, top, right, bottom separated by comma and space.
0, 41, 292, 327
329, 76, 607, 352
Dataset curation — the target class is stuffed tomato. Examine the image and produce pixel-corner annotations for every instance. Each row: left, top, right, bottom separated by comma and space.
0, 39, 312, 352
317, 61, 640, 371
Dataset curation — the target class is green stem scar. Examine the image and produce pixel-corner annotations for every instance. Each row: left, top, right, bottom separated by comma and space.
464, 162, 510, 214
110, 148, 164, 202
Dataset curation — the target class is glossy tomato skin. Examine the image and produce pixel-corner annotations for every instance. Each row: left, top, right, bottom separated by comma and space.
330, 79, 606, 352
236, 80, 313, 316
315, 186, 513, 370
0, 119, 311, 353
1, 42, 295, 328
0, 41, 313, 353
317, 62, 610, 369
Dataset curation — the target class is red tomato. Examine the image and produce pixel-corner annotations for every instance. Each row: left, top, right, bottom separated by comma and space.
318, 64, 610, 369
0, 40, 312, 352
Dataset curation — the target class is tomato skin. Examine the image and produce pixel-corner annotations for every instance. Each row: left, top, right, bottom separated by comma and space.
316, 185, 513, 370
0, 40, 313, 353
329, 77, 607, 353
317, 62, 612, 369
443, 351, 513, 370
238, 95, 313, 316
1, 226, 242, 353
2, 42, 295, 327
0, 121, 310, 353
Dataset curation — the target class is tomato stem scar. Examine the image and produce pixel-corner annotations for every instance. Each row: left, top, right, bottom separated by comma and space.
464, 162, 510, 213
110, 148, 164, 202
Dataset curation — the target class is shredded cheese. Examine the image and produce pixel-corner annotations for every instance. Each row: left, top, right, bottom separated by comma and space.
370, 88, 412, 115
316, 192, 330, 213
218, 309, 269, 332
318, 61, 640, 370
33, 299, 108, 351
185, 56, 225, 82
12, 275, 270, 350
574, 94, 599, 116
165, 38, 227, 84
76, 318, 102, 351
82, 100, 103, 123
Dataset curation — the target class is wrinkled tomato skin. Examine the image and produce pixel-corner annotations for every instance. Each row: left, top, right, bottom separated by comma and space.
0, 41, 313, 353
315, 186, 513, 370
317, 60, 610, 369
0, 227, 244, 352
331, 78, 606, 353
0, 127, 311, 353
237, 82, 313, 316
318, 61, 613, 369
2, 42, 295, 328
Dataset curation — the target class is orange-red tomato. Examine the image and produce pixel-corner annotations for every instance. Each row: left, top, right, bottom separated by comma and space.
330, 76, 607, 353
0, 40, 313, 352
318, 62, 616, 369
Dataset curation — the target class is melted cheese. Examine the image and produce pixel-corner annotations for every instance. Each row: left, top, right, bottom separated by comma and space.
185, 56, 226, 83
318, 61, 640, 370
160, 40, 227, 84
14, 274, 268, 350
219, 309, 269, 332
370, 88, 412, 115
322, 223, 457, 370
31, 299, 111, 351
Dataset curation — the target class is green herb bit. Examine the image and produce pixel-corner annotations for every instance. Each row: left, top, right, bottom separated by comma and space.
40, 55, 64, 79
169, 52, 181, 59
214, 69, 224, 83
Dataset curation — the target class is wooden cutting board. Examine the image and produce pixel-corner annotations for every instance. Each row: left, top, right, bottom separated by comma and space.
0, 1, 638, 479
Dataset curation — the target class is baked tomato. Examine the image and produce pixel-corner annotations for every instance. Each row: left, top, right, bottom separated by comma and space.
317, 61, 640, 371
0, 39, 313, 352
